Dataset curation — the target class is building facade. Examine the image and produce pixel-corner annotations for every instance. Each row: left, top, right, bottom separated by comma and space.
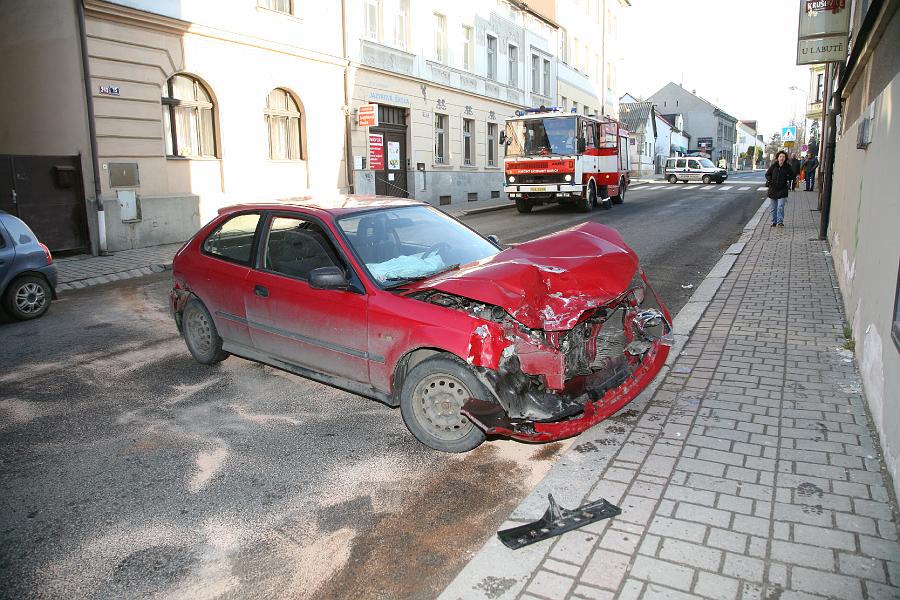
647, 82, 738, 164
345, 0, 557, 206
618, 95, 655, 177
735, 120, 763, 170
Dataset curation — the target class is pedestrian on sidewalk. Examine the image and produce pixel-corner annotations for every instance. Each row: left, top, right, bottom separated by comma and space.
789, 153, 801, 190
803, 154, 819, 191
766, 150, 794, 227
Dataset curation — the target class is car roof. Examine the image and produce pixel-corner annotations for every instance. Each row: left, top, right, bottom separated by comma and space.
219, 194, 427, 218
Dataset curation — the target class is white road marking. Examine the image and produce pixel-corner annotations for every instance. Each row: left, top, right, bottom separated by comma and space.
646, 186, 665, 190
701, 185, 716, 190
757, 186, 768, 190
719, 186, 733, 190
739, 186, 751, 190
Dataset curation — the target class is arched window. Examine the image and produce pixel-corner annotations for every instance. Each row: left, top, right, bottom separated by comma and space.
265, 88, 303, 160
162, 74, 216, 158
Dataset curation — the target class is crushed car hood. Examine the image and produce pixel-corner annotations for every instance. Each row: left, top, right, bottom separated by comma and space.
406, 222, 638, 331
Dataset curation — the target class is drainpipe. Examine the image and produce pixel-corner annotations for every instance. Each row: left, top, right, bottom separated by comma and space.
76, 0, 107, 254
819, 63, 841, 241
340, 0, 355, 194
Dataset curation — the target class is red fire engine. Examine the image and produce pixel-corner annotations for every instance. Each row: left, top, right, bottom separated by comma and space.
502, 107, 631, 214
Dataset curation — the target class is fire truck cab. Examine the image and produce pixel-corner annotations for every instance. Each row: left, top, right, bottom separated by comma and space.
502, 108, 631, 214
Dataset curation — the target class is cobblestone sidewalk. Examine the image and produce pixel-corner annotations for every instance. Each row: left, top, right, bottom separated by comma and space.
54, 242, 182, 291
440, 190, 900, 600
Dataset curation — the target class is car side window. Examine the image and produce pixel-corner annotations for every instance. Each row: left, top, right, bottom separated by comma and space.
202, 213, 260, 264
688, 160, 700, 170
263, 216, 341, 280
676, 159, 686, 168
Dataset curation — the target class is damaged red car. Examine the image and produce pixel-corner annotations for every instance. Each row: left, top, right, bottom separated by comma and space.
170, 196, 672, 452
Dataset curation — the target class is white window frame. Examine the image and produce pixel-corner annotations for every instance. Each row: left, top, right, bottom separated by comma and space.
364, 0, 381, 41
258, 0, 292, 15
463, 118, 474, 166
531, 54, 540, 93
462, 25, 474, 71
434, 113, 447, 164
508, 43, 519, 88
486, 34, 498, 81
487, 122, 497, 167
434, 13, 447, 63
542, 59, 551, 96
393, 0, 408, 49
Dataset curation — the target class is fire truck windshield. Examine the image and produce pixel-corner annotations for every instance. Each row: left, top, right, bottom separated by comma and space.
505, 116, 577, 157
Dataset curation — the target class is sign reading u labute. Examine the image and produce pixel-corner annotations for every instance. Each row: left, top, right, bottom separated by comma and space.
797, 0, 850, 65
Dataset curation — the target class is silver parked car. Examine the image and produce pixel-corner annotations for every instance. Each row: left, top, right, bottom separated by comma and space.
0, 211, 58, 320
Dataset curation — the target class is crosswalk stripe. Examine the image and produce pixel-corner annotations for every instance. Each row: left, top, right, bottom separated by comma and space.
647, 186, 665, 190
719, 186, 733, 190
739, 186, 750, 190
701, 185, 716, 190
757, 186, 768, 190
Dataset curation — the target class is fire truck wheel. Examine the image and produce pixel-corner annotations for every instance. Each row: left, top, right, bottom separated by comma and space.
668, 175, 678, 184
599, 186, 611, 210
611, 179, 626, 204
580, 185, 596, 212
515, 198, 533, 213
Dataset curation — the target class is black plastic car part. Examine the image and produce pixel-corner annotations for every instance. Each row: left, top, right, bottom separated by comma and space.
497, 494, 622, 550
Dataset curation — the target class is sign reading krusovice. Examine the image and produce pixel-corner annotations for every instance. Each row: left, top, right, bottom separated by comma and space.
797, 0, 850, 65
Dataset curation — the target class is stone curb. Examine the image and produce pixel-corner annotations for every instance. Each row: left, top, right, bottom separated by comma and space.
436, 194, 771, 600
56, 263, 171, 293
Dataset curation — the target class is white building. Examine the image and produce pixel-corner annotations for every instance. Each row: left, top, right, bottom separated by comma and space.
735, 120, 764, 170
618, 94, 655, 177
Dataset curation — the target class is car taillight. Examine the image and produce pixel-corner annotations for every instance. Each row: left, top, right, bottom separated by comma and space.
39, 242, 52, 264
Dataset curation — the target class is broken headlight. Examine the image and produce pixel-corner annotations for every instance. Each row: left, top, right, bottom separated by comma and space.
627, 269, 646, 306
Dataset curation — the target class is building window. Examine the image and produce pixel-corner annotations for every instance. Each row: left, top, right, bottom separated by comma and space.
259, 0, 292, 14
462, 26, 474, 71
531, 54, 540, 93
434, 13, 447, 63
463, 118, 474, 165
584, 105, 590, 115
561, 96, 567, 111
265, 88, 302, 160
508, 44, 518, 87
364, 0, 380, 40
487, 122, 497, 166
543, 59, 551, 96
486, 35, 497, 80
572, 101, 578, 114
606, 61, 615, 90
815, 73, 825, 103
162, 74, 216, 158
393, 0, 408, 48
434, 113, 447, 164
559, 29, 568, 63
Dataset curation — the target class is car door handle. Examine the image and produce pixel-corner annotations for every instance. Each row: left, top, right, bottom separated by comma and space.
254, 284, 269, 298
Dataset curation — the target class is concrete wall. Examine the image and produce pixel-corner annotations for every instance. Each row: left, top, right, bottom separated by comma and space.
828, 6, 900, 501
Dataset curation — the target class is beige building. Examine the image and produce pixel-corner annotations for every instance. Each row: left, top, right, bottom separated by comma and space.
1, 0, 349, 253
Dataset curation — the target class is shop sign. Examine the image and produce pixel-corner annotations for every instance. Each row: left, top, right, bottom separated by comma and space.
369, 134, 384, 170
358, 104, 378, 127
797, 0, 849, 65
368, 91, 411, 106
697, 137, 713, 149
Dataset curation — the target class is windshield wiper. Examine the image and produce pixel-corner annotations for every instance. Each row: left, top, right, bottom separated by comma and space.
383, 264, 460, 286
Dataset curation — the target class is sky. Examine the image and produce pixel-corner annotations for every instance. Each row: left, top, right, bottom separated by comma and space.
617, 0, 811, 140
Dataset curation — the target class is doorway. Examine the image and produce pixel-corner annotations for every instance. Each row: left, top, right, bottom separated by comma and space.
0, 155, 90, 253
371, 105, 408, 198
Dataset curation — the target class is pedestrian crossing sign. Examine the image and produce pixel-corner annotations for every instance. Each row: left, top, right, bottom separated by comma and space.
782, 126, 797, 142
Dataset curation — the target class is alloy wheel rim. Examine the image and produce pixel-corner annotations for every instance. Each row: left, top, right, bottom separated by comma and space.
186, 309, 213, 354
412, 373, 473, 441
15, 282, 46, 314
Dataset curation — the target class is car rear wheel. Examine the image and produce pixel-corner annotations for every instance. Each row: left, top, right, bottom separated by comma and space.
668, 175, 678, 184
400, 355, 488, 453
182, 298, 229, 365
3, 274, 51, 321
702, 175, 712, 184
611, 178, 626, 204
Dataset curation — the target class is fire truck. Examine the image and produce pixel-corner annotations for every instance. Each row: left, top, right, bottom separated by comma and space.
502, 107, 631, 214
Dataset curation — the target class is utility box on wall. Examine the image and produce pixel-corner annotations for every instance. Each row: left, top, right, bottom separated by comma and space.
116, 189, 141, 222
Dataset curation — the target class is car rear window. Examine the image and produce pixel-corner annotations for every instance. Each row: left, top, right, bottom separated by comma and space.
2, 216, 37, 246
202, 213, 260, 265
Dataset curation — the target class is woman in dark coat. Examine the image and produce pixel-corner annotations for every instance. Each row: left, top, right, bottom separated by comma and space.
766, 151, 794, 227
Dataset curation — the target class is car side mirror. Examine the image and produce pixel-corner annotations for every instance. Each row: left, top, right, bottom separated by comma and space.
309, 266, 349, 290
577, 137, 586, 153
486, 234, 501, 246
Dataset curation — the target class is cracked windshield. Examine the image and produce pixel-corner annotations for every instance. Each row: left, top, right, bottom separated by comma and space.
337, 206, 498, 286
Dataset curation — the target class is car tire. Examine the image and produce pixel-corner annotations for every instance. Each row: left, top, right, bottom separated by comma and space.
515, 198, 533, 213
3, 274, 51, 321
182, 298, 229, 365
702, 175, 712, 184
668, 175, 678, 184
400, 355, 488, 453
611, 178, 626, 204
579, 184, 595, 212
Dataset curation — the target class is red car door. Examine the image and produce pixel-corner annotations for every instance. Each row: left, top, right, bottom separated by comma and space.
244, 213, 371, 384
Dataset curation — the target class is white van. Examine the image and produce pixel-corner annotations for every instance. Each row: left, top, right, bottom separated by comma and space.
665, 157, 728, 184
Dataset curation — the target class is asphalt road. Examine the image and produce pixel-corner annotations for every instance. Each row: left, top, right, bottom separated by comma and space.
0, 172, 766, 600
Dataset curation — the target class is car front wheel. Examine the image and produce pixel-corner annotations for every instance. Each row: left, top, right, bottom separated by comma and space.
515, 198, 532, 213
182, 298, 229, 365
400, 355, 488, 453
702, 175, 712, 184
3, 274, 51, 321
